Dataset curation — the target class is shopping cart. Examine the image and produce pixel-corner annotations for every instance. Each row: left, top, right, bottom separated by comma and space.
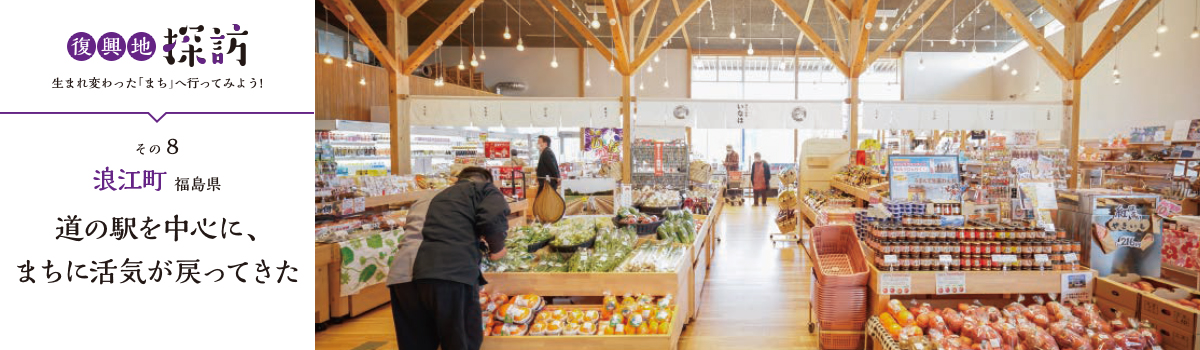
724, 171, 744, 205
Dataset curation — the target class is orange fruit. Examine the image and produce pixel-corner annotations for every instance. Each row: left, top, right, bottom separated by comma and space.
658, 321, 671, 334
896, 310, 914, 326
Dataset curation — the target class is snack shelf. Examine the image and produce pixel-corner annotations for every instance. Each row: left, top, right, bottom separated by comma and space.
481, 305, 684, 350
1078, 160, 1176, 164
800, 201, 819, 224
867, 263, 1095, 295
831, 179, 887, 202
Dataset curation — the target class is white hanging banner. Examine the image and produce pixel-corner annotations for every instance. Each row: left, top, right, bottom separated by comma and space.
635, 101, 668, 126
978, 104, 1009, 130
529, 101, 561, 127
1005, 105, 1036, 131
694, 102, 727, 129
1033, 105, 1063, 131
500, 100, 532, 127
559, 101, 591, 128
662, 102, 697, 127
590, 100, 621, 128
947, 104, 981, 130
917, 105, 950, 131
747, 103, 785, 129
812, 103, 844, 130
409, 98, 441, 126
781, 103, 817, 129
724, 102, 755, 128
470, 100, 503, 127
879, 104, 919, 130
436, 99, 472, 126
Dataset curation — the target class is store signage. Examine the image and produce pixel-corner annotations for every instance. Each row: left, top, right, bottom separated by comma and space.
1035, 254, 1050, 265
878, 273, 911, 295
672, 105, 690, 120
734, 103, 749, 126
888, 155, 962, 202
935, 272, 967, 295
790, 106, 807, 122
484, 142, 510, 159
1157, 198, 1183, 218
413, 136, 453, 145
1060, 272, 1093, 304
654, 142, 664, 176
883, 255, 899, 265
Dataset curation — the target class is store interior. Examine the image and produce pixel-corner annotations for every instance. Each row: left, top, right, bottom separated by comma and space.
314, 0, 1200, 349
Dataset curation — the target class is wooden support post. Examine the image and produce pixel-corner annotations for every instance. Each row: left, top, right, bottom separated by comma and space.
388, 10, 412, 175
578, 47, 586, 97
849, 77, 860, 146
1063, 20, 1083, 189
622, 74, 633, 183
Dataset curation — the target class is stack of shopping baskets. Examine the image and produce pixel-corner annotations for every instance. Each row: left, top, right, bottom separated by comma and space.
808, 225, 869, 349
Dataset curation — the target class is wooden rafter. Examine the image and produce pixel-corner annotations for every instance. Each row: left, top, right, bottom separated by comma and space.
851, 0, 880, 76
378, 0, 397, 13
531, 0, 583, 48
630, 0, 709, 71
545, 0, 618, 64
402, 0, 485, 74
824, 0, 850, 62
795, 0, 816, 53
604, 0, 633, 74
636, 0, 662, 54
400, 0, 430, 17
1076, 0, 1104, 21
630, 0, 655, 14
1075, 0, 1161, 77
864, 0, 939, 70
669, 0, 693, 51
771, 0, 851, 76
988, 0, 1074, 80
1035, 0, 1075, 24
900, 0, 953, 53
320, 0, 400, 73
825, 0, 852, 19
415, 10, 474, 49
691, 48, 898, 57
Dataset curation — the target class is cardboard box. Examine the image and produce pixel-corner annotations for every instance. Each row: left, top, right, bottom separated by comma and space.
1142, 292, 1200, 333
1096, 276, 1144, 311
1157, 321, 1198, 350
1095, 295, 1138, 321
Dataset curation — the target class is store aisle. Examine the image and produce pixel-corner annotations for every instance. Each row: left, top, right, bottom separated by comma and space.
315, 200, 816, 350
678, 200, 816, 350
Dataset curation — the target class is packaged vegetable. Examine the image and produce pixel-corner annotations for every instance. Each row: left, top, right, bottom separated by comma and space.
940, 308, 965, 333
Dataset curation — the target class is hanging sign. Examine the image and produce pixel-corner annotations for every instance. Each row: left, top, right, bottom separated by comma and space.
654, 141, 664, 176
1157, 198, 1183, 218
484, 142, 511, 159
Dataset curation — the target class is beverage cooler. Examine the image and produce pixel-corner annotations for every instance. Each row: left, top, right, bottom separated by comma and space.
1055, 189, 1162, 277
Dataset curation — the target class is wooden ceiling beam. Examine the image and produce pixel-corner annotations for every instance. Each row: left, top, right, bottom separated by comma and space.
1076, 0, 1104, 21
670, 0, 693, 51
531, 0, 583, 48
691, 48, 899, 58
320, 0, 400, 73
824, 0, 851, 62
1075, 0, 1160, 77
631, 0, 709, 71
402, 0, 485, 74
415, 9, 473, 49
772, 0, 852, 76
399, 0, 430, 17
795, 0, 816, 53
864, 0, 939, 70
825, 0, 852, 19
900, 0, 953, 54
988, 0, 1075, 80
636, 0, 662, 55
603, 0, 633, 74
545, 0, 619, 66
1035, 0, 1075, 24
630, 0, 655, 14
851, 0, 880, 76
378, 0, 397, 13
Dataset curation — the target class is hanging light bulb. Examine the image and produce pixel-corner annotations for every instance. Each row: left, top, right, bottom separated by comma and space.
1192, 26, 1200, 39
747, 42, 754, 55
1153, 45, 1162, 57
480, 49, 487, 60
609, 60, 615, 71
1112, 65, 1120, 76
654, 54, 660, 63
729, 26, 737, 39
779, 61, 787, 70
949, 35, 958, 45
1034, 81, 1041, 92
323, 53, 333, 64
648, 65, 654, 72
1001, 61, 1010, 71
457, 59, 466, 70
345, 56, 354, 68
663, 78, 670, 88
879, 17, 889, 31
1011, 69, 1018, 76
551, 56, 559, 68
918, 58, 925, 70
1114, 74, 1121, 85
516, 37, 525, 51
470, 53, 479, 67
359, 77, 366, 86
1157, 18, 1168, 34
970, 44, 978, 59
639, 81, 645, 90
504, 26, 512, 40
585, 79, 592, 87
591, 12, 600, 29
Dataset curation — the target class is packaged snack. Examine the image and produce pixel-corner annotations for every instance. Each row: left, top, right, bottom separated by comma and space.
544, 321, 563, 336
529, 322, 546, 336
580, 322, 597, 335
563, 322, 580, 336
584, 310, 601, 323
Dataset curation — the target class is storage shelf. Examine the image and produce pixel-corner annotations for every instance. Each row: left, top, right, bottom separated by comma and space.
1104, 173, 1175, 180
363, 190, 438, 208
1078, 160, 1176, 164
867, 264, 1095, 295
831, 179, 887, 202
800, 202, 819, 224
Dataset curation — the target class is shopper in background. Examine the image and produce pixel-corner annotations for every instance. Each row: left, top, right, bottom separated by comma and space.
749, 152, 771, 206
723, 145, 739, 172
385, 166, 510, 350
536, 135, 560, 195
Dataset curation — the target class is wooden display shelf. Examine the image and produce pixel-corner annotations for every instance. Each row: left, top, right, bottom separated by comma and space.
800, 202, 819, 224
364, 189, 437, 208
831, 179, 887, 202
1104, 173, 1175, 180
867, 263, 1095, 295
1078, 160, 1176, 164
1164, 157, 1200, 161
482, 307, 684, 350
315, 243, 334, 324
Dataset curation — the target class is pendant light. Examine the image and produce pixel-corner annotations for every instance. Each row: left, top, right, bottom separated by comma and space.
747, 42, 755, 55
584, 46, 591, 88
1001, 61, 1010, 71
591, 12, 601, 29
639, 81, 645, 90
344, 32, 354, 68
918, 16, 926, 70
1033, 81, 1040, 92
948, 0, 958, 45
1011, 68, 1018, 76
457, 24, 466, 70
551, 12, 558, 68
470, 10, 479, 67
729, 26, 737, 39
322, 6, 333, 64
663, 77, 670, 88
648, 64, 654, 72
879, 17, 889, 31
1191, 0, 1199, 39
516, 0, 524, 50
1153, 4, 1163, 57
504, 3, 512, 40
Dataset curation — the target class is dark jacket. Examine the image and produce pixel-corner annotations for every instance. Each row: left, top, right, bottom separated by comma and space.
749, 160, 771, 190
386, 180, 510, 287
536, 148, 560, 192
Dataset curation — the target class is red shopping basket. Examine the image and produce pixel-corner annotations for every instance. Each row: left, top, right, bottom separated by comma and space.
810, 225, 869, 287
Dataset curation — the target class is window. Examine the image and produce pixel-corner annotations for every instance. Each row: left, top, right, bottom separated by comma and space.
691, 55, 901, 101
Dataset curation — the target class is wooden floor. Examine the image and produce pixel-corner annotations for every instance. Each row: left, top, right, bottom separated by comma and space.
315, 200, 818, 350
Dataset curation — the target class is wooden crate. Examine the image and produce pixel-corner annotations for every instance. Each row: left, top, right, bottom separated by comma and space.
482, 304, 684, 350
867, 264, 1096, 295
689, 238, 710, 322
1157, 322, 1199, 350
1095, 295, 1138, 321
1095, 276, 1144, 311
315, 243, 333, 324
329, 244, 350, 319
349, 282, 391, 317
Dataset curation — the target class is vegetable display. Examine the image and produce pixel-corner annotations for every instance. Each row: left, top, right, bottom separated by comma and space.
616, 240, 686, 272
616, 207, 661, 225
483, 290, 677, 337
656, 209, 697, 244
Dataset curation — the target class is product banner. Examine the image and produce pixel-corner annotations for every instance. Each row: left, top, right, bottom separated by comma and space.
559, 101, 592, 127
470, 100, 504, 127
500, 100, 533, 127
888, 155, 963, 201
861, 102, 1062, 131
590, 101, 622, 128
529, 101, 561, 127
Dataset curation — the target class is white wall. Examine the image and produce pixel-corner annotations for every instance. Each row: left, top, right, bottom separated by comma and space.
902, 52, 995, 100
993, 0, 1200, 139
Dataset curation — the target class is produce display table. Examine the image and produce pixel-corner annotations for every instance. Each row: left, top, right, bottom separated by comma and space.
830, 179, 887, 203
867, 264, 1095, 296
315, 243, 333, 325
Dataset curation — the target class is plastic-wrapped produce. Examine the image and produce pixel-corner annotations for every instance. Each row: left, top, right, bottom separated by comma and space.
940, 308, 965, 333
614, 241, 686, 272
1048, 321, 1093, 350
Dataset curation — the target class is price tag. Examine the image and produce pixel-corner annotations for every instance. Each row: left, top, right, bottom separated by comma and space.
884, 255, 899, 265
939, 255, 954, 264
879, 273, 912, 295
355, 197, 366, 213
935, 272, 967, 295
1064, 253, 1079, 264
1035, 254, 1050, 264
990, 339, 1001, 348
991, 255, 1018, 263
